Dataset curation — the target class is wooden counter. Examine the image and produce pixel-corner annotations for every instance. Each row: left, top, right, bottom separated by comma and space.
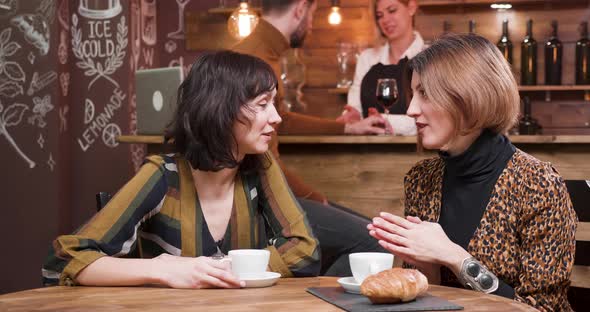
118, 135, 590, 218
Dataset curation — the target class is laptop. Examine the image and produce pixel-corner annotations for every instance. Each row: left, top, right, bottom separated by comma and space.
135, 67, 183, 135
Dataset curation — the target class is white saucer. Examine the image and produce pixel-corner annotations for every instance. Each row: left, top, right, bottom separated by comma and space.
337, 276, 361, 294
239, 272, 281, 288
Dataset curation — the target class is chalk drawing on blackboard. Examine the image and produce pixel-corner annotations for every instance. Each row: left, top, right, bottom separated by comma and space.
129, 93, 145, 171
58, 0, 69, 30
0, 101, 35, 168
59, 72, 69, 97
77, 88, 126, 152
0, 0, 17, 18
165, 40, 177, 54
84, 98, 94, 124
103, 123, 121, 148
71, 14, 128, 90
168, 0, 191, 40
10, 0, 55, 56
59, 105, 68, 133
11, 14, 49, 55
39, 0, 56, 23
47, 152, 55, 171
0, 29, 24, 98
169, 57, 190, 79
28, 71, 57, 96
78, 0, 122, 20
28, 94, 53, 128
130, 0, 140, 72
37, 133, 44, 149
27, 52, 34, 64
0, 28, 25, 83
142, 47, 154, 67
141, 0, 157, 46
58, 30, 68, 64
131, 144, 145, 172
0, 78, 22, 98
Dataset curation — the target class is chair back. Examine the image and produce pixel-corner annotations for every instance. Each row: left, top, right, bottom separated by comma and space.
566, 180, 590, 311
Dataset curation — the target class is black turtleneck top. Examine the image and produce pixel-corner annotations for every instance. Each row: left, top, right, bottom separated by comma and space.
439, 129, 516, 298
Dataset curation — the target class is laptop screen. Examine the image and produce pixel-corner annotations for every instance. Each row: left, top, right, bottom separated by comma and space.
135, 67, 183, 135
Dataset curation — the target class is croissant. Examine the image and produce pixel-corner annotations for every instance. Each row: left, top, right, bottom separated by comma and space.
360, 268, 429, 304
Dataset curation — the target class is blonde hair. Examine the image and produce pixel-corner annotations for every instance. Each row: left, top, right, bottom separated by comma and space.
369, 0, 413, 47
409, 33, 520, 135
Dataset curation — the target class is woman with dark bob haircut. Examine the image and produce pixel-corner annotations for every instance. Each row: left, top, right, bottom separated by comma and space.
368, 34, 577, 310
43, 51, 320, 288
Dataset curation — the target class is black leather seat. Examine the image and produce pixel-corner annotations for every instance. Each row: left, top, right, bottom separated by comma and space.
565, 180, 590, 311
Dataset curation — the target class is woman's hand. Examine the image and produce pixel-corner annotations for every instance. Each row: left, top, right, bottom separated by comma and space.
367, 212, 470, 273
367, 107, 394, 134
152, 254, 244, 289
336, 105, 362, 123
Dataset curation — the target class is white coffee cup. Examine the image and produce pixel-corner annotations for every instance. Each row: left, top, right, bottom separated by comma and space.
382, 114, 417, 136
349, 252, 394, 284
228, 249, 270, 277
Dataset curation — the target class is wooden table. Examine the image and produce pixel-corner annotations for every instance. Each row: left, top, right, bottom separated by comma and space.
0, 277, 537, 311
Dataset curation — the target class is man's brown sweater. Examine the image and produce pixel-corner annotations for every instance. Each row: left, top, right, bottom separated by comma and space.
233, 19, 345, 202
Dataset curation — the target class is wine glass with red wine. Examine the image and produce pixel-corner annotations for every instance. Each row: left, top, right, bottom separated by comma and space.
376, 78, 398, 114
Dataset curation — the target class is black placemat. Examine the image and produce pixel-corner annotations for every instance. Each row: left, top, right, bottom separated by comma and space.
307, 287, 464, 312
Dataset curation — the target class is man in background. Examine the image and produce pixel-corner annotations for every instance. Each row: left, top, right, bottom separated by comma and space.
233, 0, 387, 276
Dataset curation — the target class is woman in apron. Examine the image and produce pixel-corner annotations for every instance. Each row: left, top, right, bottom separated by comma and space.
346, 0, 425, 135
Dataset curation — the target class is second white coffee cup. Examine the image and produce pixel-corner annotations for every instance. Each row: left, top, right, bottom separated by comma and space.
349, 252, 394, 284
228, 249, 270, 277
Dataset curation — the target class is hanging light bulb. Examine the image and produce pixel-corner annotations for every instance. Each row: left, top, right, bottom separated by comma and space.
328, 0, 342, 25
228, 0, 259, 40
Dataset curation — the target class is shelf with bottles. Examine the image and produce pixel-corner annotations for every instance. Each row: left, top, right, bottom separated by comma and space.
418, 0, 586, 7
327, 85, 590, 95
519, 85, 590, 102
518, 85, 590, 91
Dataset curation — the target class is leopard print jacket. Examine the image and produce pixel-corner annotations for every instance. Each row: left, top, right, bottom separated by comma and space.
404, 149, 577, 311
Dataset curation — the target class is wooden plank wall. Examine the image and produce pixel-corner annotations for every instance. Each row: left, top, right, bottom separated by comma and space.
280, 143, 590, 218
186, 0, 590, 133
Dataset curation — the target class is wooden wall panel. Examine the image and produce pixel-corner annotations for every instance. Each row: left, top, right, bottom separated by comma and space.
280, 144, 427, 218
280, 144, 590, 218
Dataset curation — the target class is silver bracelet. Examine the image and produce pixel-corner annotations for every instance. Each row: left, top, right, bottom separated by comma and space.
458, 257, 499, 294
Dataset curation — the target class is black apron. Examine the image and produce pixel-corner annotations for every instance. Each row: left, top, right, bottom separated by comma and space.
360, 57, 411, 118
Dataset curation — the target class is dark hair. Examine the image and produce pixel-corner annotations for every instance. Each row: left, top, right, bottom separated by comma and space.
165, 50, 277, 172
262, 0, 314, 15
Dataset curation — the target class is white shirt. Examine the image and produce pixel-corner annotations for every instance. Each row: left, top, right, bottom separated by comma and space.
348, 31, 426, 114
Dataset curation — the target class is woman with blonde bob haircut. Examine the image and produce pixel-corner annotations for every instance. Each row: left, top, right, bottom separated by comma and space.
410, 32, 520, 137
368, 34, 577, 311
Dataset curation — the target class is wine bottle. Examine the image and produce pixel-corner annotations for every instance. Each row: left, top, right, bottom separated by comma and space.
521, 19, 537, 85
497, 20, 513, 64
545, 20, 563, 85
442, 20, 451, 35
518, 97, 540, 135
576, 21, 590, 85
469, 20, 476, 34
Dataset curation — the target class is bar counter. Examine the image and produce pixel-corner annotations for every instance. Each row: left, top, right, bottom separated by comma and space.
118, 135, 590, 218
